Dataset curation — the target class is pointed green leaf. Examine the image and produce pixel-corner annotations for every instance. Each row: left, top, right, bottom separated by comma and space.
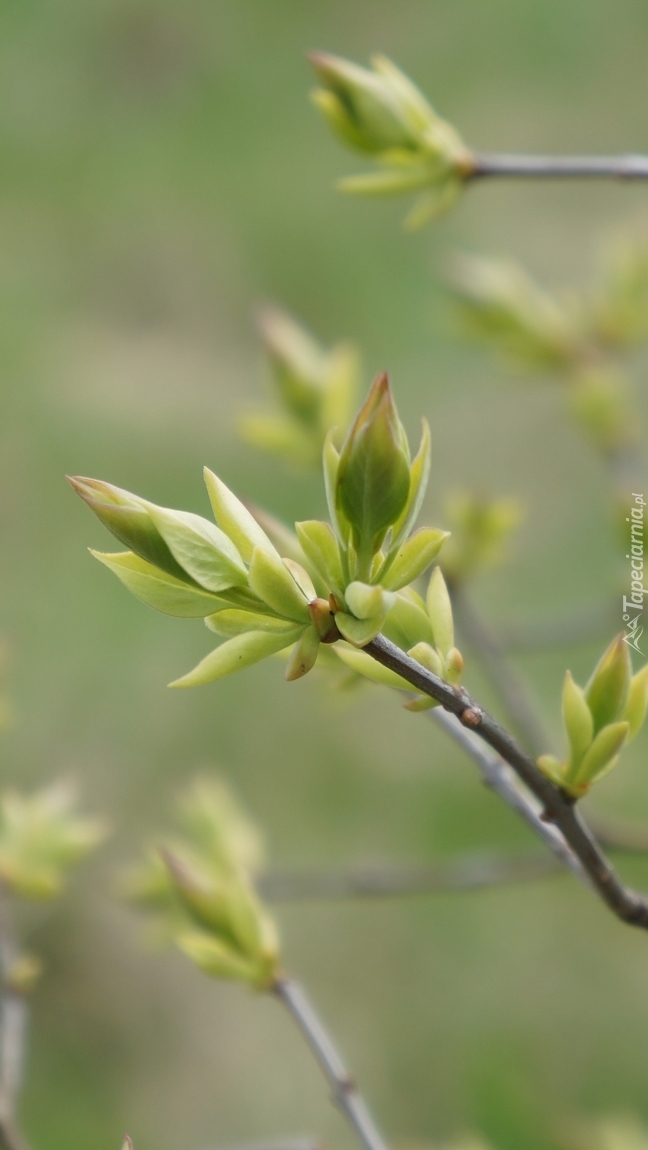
203, 469, 277, 562
206, 611, 297, 638
248, 549, 311, 623
69, 476, 189, 580
389, 420, 431, 548
91, 551, 229, 617
584, 635, 632, 733
426, 566, 454, 656
175, 930, 264, 984
323, 431, 350, 545
169, 629, 302, 688
575, 721, 629, 787
334, 645, 410, 689
295, 520, 344, 592
338, 168, 434, 196
334, 612, 385, 646
408, 641, 443, 677
147, 506, 248, 593
537, 754, 565, 788
282, 558, 317, 603
622, 662, 648, 741
382, 590, 433, 649
381, 527, 449, 591
561, 671, 594, 775
285, 625, 321, 681
345, 581, 395, 620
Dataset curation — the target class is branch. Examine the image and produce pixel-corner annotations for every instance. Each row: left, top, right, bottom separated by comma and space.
365, 634, 648, 929
273, 978, 389, 1150
259, 852, 559, 902
0, 892, 30, 1150
450, 584, 551, 757
468, 153, 648, 180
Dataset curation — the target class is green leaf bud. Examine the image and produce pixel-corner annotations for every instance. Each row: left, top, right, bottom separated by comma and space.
176, 930, 275, 988
584, 634, 632, 734
203, 468, 278, 562
248, 548, 311, 623
334, 612, 385, 647
146, 505, 248, 593
285, 624, 321, 681
592, 236, 648, 349
408, 641, 443, 677
622, 662, 648, 741
441, 491, 524, 585
380, 528, 449, 592
426, 566, 454, 656
169, 628, 303, 688
444, 646, 464, 686
382, 590, 434, 650
568, 367, 636, 455
206, 610, 298, 637
574, 721, 629, 791
336, 373, 411, 574
296, 520, 344, 595
448, 254, 579, 372
537, 754, 564, 788
389, 420, 431, 549
345, 581, 395, 620
68, 476, 188, 581
310, 52, 425, 155
561, 670, 594, 775
334, 645, 411, 690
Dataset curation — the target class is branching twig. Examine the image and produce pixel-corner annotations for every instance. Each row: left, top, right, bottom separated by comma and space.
259, 851, 559, 902
273, 977, 389, 1150
468, 153, 648, 180
0, 892, 30, 1150
365, 634, 648, 928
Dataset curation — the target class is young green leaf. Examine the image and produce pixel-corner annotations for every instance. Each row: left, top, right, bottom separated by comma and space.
285, 624, 321, 680
203, 469, 277, 562
584, 634, 632, 733
91, 551, 230, 618
561, 670, 594, 774
574, 721, 629, 788
334, 612, 385, 647
248, 548, 311, 623
426, 566, 454, 656
334, 645, 411, 689
345, 581, 395, 620
389, 420, 431, 548
147, 506, 248, 592
381, 527, 449, 591
206, 610, 298, 637
169, 629, 303, 688
295, 520, 344, 591
623, 662, 648, 741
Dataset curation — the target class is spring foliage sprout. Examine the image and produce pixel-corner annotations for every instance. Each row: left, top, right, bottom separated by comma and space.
239, 305, 360, 467
0, 782, 106, 901
538, 636, 648, 797
70, 372, 454, 692
309, 52, 472, 228
448, 246, 648, 456
124, 778, 278, 988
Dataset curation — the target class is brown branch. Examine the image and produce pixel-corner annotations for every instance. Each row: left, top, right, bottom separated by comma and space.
449, 584, 551, 757
468, 153, 648, 180
365, 634, 648, 929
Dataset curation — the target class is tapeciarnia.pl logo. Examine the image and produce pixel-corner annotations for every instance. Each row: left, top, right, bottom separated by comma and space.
623, 492, 646, 654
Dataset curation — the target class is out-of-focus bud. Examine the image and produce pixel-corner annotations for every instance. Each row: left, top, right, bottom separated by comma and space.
426, 566, 454, 657
336, 373, 411, 577
591, 236, 648, 349
0, 782, 106, 901
240, 306, 359, 467
441, 491, 524, 586
127, 777, 279, 989
3, 953, 43, 996
448, 254, 580, 371
568, 367, 637, 456
122, 1137, 134, 1150
310, 52, 471, 227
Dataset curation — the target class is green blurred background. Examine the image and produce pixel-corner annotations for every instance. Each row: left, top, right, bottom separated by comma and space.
2, 1, 648, 1148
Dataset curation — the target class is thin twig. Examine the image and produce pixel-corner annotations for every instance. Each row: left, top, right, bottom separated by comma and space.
0, 891, 30, 1150
273, 977, 389, 1150
468, 153, 648, 180
450, 584, 551, 757
259, 851, 559, 902
365, 634, 648, 928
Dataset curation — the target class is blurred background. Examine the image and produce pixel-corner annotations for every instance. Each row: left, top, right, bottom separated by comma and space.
2, 1, 648, 1148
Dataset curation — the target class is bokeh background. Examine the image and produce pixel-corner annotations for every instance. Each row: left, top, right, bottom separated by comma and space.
2, 2, 648, 1148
